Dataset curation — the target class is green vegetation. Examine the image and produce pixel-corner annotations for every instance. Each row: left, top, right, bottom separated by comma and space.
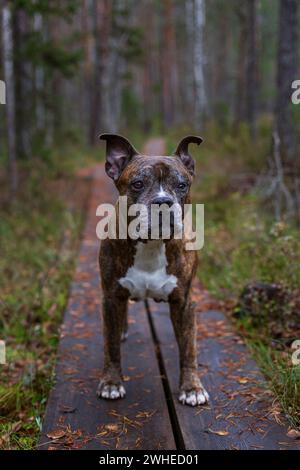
241, 330, 300, 428
167, 121, 300, 428
0, 148, 91, 449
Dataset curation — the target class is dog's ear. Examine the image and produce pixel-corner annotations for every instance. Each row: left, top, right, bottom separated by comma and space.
173, 135, 203, 176
100, 133, 139, 181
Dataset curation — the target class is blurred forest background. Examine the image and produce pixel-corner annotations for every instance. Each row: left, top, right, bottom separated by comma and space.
0, 0, 299, 180
0, 0, 300, 449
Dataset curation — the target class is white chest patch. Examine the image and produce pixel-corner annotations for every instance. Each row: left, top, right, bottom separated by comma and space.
119, 241, 177, 301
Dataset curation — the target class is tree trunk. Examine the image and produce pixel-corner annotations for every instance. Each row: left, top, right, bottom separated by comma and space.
211, 4, 231, 112
81, 0, 94, 144
141, 0, 154, 131
234, 2, 247, 126
90, 0, 102, 143
185, 0, 196, 120
276, 0, 299, 166
90, 0, 113, 141
193, 0, 207, 124
245, 0, 259, 139
34, 11, 46, 132
13, 6, 32, 158
104, 0, 120, 133
161, 0, 179, 128
2, 2, 18, 194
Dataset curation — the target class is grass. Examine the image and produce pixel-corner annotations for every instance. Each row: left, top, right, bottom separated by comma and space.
0, 146, 91, 449
244, 338, 300, 428
166, 120, 300, 428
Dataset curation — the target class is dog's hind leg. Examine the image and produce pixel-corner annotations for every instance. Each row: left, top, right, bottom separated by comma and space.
97, 296, 128, 400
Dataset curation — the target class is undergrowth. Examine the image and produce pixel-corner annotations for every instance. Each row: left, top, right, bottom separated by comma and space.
0, 147, 91, 449
167, 119, 300, 428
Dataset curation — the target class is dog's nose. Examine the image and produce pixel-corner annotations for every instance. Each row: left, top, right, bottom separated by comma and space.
152, 196, 174, 207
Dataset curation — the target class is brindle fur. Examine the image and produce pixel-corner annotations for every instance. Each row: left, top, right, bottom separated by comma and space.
97, 134, 207, 404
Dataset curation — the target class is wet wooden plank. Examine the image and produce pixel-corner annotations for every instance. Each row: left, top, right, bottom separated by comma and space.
39, 165, 175, 450
149, 299, 300, 450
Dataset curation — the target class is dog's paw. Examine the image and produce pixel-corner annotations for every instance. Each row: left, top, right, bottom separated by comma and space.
178, 387, 209, 406
97, 382, 126, 400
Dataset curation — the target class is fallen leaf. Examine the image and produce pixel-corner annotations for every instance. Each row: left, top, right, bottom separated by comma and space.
63, 368, 78, 375
287, 428, 300, 439
105, 424, 119, 432
97, 431, 108, 437
59, 405, 77, 414
238, 378, 248, 384
46, 429, 66, 440
207, 428, 229, 436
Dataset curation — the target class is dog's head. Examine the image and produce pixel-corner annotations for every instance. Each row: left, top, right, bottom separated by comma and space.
100, 133, 203, 239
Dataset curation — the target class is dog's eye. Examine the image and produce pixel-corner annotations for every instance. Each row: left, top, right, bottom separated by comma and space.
131, 180, 144, 190
178, 182, 187, 190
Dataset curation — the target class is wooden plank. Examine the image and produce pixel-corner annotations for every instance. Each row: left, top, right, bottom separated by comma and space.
39, 165, 175, 450
149, 299, 300, 450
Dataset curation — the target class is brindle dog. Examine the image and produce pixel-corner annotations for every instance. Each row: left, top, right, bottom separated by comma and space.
97, 134, 209, 406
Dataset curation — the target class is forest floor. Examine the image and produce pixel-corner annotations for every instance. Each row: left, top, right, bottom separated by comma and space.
0, 154, 92, 449
1, 133, 300, 449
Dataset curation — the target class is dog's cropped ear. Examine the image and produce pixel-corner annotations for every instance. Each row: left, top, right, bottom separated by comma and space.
100, 133, 139, 181
173, 135, 203, 176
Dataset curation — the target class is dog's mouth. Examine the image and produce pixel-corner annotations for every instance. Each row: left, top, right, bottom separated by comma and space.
125, 201, 184, 241
140, 216, 181, 241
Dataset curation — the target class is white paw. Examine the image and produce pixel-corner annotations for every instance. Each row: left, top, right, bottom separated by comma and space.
179, 388, 209, 406
97, 384, 126, 400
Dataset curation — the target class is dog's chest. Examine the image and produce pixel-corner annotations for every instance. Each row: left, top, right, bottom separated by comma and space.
119, 241, 177, 301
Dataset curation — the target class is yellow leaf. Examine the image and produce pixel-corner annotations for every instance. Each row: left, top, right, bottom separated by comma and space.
208, 428, 229, 436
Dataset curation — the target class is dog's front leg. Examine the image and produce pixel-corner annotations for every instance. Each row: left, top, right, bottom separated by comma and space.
170, 297, 209, 406
97, 295, 127, 400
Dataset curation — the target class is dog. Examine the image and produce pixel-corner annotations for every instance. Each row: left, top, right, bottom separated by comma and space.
97, 134, 209, 406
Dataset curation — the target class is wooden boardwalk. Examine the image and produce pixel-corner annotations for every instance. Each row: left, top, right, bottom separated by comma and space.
39, 141, 300, 450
